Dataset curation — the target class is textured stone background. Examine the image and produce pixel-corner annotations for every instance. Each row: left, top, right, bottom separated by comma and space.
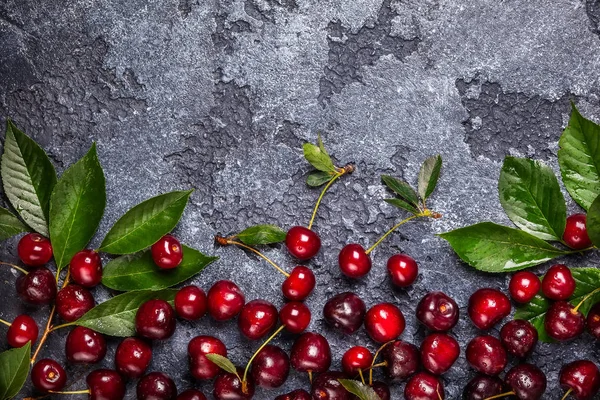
1, 0, 600, 398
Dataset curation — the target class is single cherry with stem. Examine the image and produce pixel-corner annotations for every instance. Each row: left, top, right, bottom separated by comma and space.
545, 288, 600, 341
175, 285, 207, 321
16, 266, 57, 305
484, 363, 546, 400
115, 337, 153, 379
463, 375, 505, 400
404, 371, 445, 400
28, 368, 126, 400
323, 292, 366, 334
542, 264, 576, 301
563, 213, 592, 250
379, 340, 420, 382
0, 314, 39, 348
341, 346, 373, 382
214, 367, 255, 400
69, 249, 102, 287
189, 336, 227, 380
18, 233, 53, 267
559, 360, 600, 400
509, 271, 541, 303
151, 234, 183, 269
290, 332, 331, 382
416, 291, 459, 331
250, 344, 290, 388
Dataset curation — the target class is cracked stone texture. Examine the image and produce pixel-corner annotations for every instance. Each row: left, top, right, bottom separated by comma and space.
1, 0, 600, 398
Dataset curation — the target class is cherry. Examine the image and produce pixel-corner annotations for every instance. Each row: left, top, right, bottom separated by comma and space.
279, 301, 311, 334
404, 372, 445, 400
207, 280, 245, 321
31, 358, 67, 392
559, 360, 600, 400
274, 389, 311, 400
563, 213, 592, 250
65, 326, 107, 364
115, 337, 153, 379
6, 314, 38, 347
468, 288, 511, 330
372, 381, 391, 400
544, 301, 585, 341
137, 372, 177, 400
463, 374, 505, 400
416, 291, 459, 332
310, 371, 351, 400
322, 292, 366, 334
285, 226, 321, 260
504, 363, 547, 399
509, 271, 541, 303
55, 284, 95, 322
188, 335, 227, 380
282, 266, 315, 301
381, 340, 420, 380
338, 243, 372, 278
177, 389, 207, 400
250, 344, 290, 388
499, 320, 538, 358
387, 253, 418, 287
290, 332, 331, 374
542, 264, 576, 301
135, 299, 176, 340
16, 267, 56, 304
238, 299, 278, 340
465, 335, 507, 376
587, 302, 600, 339
18, 233, 53, 266
175, 285, 207, 321
87, 369, 126, 400
341, 346, 373, 377
364, 303, 405, 343
420, 333, 460, 375
151, 234, 183, 269
70, 249, 102, 287
213, 367, 255, 400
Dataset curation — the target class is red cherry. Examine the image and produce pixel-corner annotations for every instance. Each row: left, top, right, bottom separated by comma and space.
372, 381, 391, 400
16, 267, 56, 305
282, 266, 315, 301
18, 233, 53, 266
177, 389, 207, 400
463, 374, 505, 400
341, 346, 373, 376
285, 226, 321, 260
87, 369, 126, 400
420, 333, 460, 375
338, 243, 372, 278
70, 249, 102, 287
290, 332, 331, 373
499, 319, 538, 358
465, 335, 507, 376
587, 302, 600, 339
151, 234, 183, 269
387, 254, 418, 287
468, 288, 511, 330
175, 286, 207, 321
364, 303, 405, 343
544, 301, 585, 341
65, 326, 107, 364
404, 372, 445, 400
31, 358, 67, 392
542, 264, 576, 301
6, 314, 38, 347
560, 360, 600, 400
213, 367, 254, 400
504, 363, 547, 399
381, 340, 421, 380
310, 371, 352, 400
279, 301, 311, 334
238, 299, 278, 340
509, 271, 541, 303
322, 292, 366, 334
137, 372, 177, 400
563, 213, 592, 250
55, 284, 95, 322
115, 337, 152, 379
416, 291, 459, 332
275, 389, 311, 400
207, 280, 245, 321
188, 335, 227, 380
135, 299, 176, 340
250, 345, 290, 388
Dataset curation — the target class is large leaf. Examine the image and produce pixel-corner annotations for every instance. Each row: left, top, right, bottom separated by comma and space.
303, 135, 336, 174
417, 154, 442, 201
0, 207, 28, 240
1, 120, 57, 236
102, 245, 218, 291
338, 379, 381, 400
585, 194, 600, 247
558, 104, 600, 210
49, 144, 106, 270
0, 342, 30, 400
438, 222, 568, 272
381, 175, 419, 207
236, 224, 286, 245
498, 157, 566, 241
99, 190, 193, 255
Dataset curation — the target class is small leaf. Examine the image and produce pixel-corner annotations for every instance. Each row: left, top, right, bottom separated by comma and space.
102, 245, 218, 291
514, 295, 554, 343
417, 154, 442, 201
0, 341, 31, 400
438, 222, 568, 272
49, 143, 106, 270
303, 138, 336, 174
307, 171, 333, 187
99, 190, 193, 255
205, 354, 238, 375
236, 224, 286, 245
381, 175, 419, 207
384, 198, 420, 215
338, 379, 381, 400
585, 194, 600, 247
1, 120, 57, 236
0, 207, 28, 240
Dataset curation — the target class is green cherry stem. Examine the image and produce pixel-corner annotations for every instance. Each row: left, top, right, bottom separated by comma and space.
0, 262, 28, 275
307, 164, 354, 230
242, 325, 286, 394
49, 390, 90, 395
0, 318, 11, 327
573, 287, 600, 313
216, 236, 289, 278
561, 388, 573, 400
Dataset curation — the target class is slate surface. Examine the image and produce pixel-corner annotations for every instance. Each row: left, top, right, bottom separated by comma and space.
1, 0, 600, 398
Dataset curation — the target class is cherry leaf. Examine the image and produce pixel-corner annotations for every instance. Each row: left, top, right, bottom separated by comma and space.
0, 207, 28, 240
303, 136, 336, 174
338, 379, 381, 400
381, 175, 419, 207
236, 224, 286, 245
307, 171, 334, 187
417, 154, 442, 201
384, 198, 420, 215
205, 354, 238, 375
0, 342, 31, 400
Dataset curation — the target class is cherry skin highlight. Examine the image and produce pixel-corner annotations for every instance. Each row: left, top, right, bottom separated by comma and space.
177, 389, 207, 400
151, 234, 183, 269
382, 340, 421, 380
18, 233, 53, 267
322, 292, 366, 334
65, 326, 107, 364
55, 284, 95, 322
213, 367, 255, 400
188, 335, 227, 380
420, 333, 460, 375
87, 369, 126, 400
500, 319, 538, 358
468, 288, 511, 330
290, 332, 331, 373
404, 372, 445, 400
341, 346, 373, 376
6, 314, 38, 348
282, 266, 315, 301
135, 299, 176, 340
587, 302, 600, 339
238, 299, 278, 340
16, 267, 56, 305
285, 226, 321, 260
31, 358, 67, 392
70, 249, 102, 287
279, 301, 311, 334
542, 264, 576, 301
137, 372, 177, 400
115, 337, 153, 379
416, 291, 459, 331
509, 271, 541, 303
559, 360, 600, 400
364, 303, 405, 343
544, 301, 585, 341
387, 253, 418, 287
504, 363, 547, 400
563, 213, 592, 250
250, 345, 290, 388
338, 243, 372, 278
465, 335, 507, 376
207, 280, 245, 321
174, 285, 207, 321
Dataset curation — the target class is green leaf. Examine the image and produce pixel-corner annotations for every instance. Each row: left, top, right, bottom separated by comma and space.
102, 245, 218, 291
99, 190, 193, 255
205, 354, 238, 375
1, 120, 57, 236
0, 207, 28, 240
417, 154, 442, 201
70, 289, 177, 336
49, 143, 106, 270
236, 224, 286, 245
384, 198, 420, 215
381, 175, 419, 207
338, 379, 381, 400
438, 222, 568, 272
585, 194, 600, 247
303, 137, 336, 174
0, 342, 30, 400
558, 103, 600, 210
307, 171, 333, 187
514, 295, 554, 343
498, 156, 566, 241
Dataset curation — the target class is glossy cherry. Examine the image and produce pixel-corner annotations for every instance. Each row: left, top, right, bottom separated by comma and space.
372, 381, 391, 400
500, 319, 538, 358
282, 266, 315, 301
279, 301, 311, 334
188, 335, 227, 380
115, 337, 153, 379
311, 371, 351, 400
18, 233, 53, 267
465, 335, 507, 376
563, 213, 592, 250
338, 243, 372, 278
65, 326, 107, 364
274, 389, 311, 400
404, 372, 445, 400
559, 360, 600, 400
207, 280, 245, 321
509, 271, 541, 303
151, 234, 183, 269
238, 299, 278, 340
213, 367, 254, 400
382, 340, 420, 380
175, 286, 207, 321
290, 332, 331, 373
31, 358, 67, 392
55, 284, 95, 322
285, 226, 321, 260
468, 288, 511, 330
16, 267, 56, 304
542, 264, 576, 301
87, 369, 126, 400
6, 314, 38, 347
387, 253, 418, 287
137, 372, 177, 400
365, 303, 405, 343
250, 345, 290, 388
587, 302, 600, 339
341, 346, 373, 376
322, 292, 366, 334
504, 363, 547, 399
416, 291, 459, 332
135, 299, 176, 340
463, 374, 505, 400
544, 301, 585, 341
177, 389, 207, 400
420, 333, 460, 375
70, 249, 102, 287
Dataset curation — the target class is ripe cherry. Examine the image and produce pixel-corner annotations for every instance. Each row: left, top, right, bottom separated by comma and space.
16, 267, 56, 304
282, 266, 315, 301
115, 337, 152, 379
465, 335, 507, 376
542, 264, 576, 301
135, 299, 176, 340
504, 363, 547, 399
365, 303, 405, 343
559, 360, 600, 400
372, 381, 391, 400
463, 374, 505, 400
18, 233, 53, 266
175, 286, 207, 321
545, 301, 585, 341
338, 243, 372, 278
69, 249, 102, 287
137, 372, 177, 400
311, 371, 351, 400
213, 367, 254, 400
188, 335, 227, 380
322, 292, 366, 334
468, 288, 511, 330
238, 299, 278, 340
207, 280, 245, 321
87, 369, 126, 400
177, 389, 207, 400
55, 284, 95, 322
151, 234, 183, 269
587, 302, 600, 339
274, 389, 311, 400
6, 314, 38, 347
65, 326, 107, 364
341, 346, 373, 377
381, 340, 420, 380
285, 226, 321, 260
387, 253, 418, 287
420, 333, 460, 375
416, 291, 459, 332
279, 301, 311, 334
31, 358, 67, 392
509, 271, 541, 303
290, 332, 331, 374
499, 319, 538, 358
250, 345, 290, 388
563, 213, 592, 250
404, 372, 445, 400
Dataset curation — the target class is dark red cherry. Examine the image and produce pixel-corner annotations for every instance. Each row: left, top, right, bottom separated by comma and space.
420, 333, 460, 375
175, 286, 207, 321
544, 301, 585, 341
338, 243, 371, 278
404, 372, 445, 400
285, 226, 321, 260
365, 303, 405, 343
188, 335, 227, 380
238, 299, 278, 340
16, 267, 56, 305
279, 301, 311, 334
290, 332, 331, 373
372, 381, 391, 400
509, 271, 541, 303
87, 369, 126, 400
135, 299, 176, 340
504, 363, 547, 400
542, 264, 576, 301
18, 233, 53, 267
6, 314, 38, 347
311, 371, 352, 400
463, 374, 505, 400
499, 320, 538, 358
250, 345, 290, 388
465, 335, 507, 376
31, 358, 67, 392
207, 280, 245, 321
177, 389, 207, 400
341, 346, 373, 376
560, 360, 600, 400
65, 326, 107, 364
274, 389, 311, 400
282, 266, 315, 301
587, 302, 600, 339
55, 284, 95, 322
416, 291, 459, 332
137, 372, 177, 400
213, 367, 254, 400
70, 249, 102, 288
563, 213, 592, 250
115, 337, 152, 379
381, 340, 420, 380
468, 288, 511, 330
387, 254, 418, 287
151, 234, 183, 269
322, 292, 366, 334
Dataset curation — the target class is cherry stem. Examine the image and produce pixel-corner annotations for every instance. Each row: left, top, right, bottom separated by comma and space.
242, 325, 286, 393
369, 340, 393, 386
48, 390, 90, 395
308, 370, 313, 384
0, 262, 28, 275
484, 392, 515, 400
365, 212, 426, 255
573, 287, 600, 313
0, 318, 11, 327
307, 164, 354, 230
358, 369, 365, 385
561, 388, 573, 400
219, 238, 290, 278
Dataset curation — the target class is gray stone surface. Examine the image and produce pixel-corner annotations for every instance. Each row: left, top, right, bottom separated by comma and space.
1, 0, 600, 398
